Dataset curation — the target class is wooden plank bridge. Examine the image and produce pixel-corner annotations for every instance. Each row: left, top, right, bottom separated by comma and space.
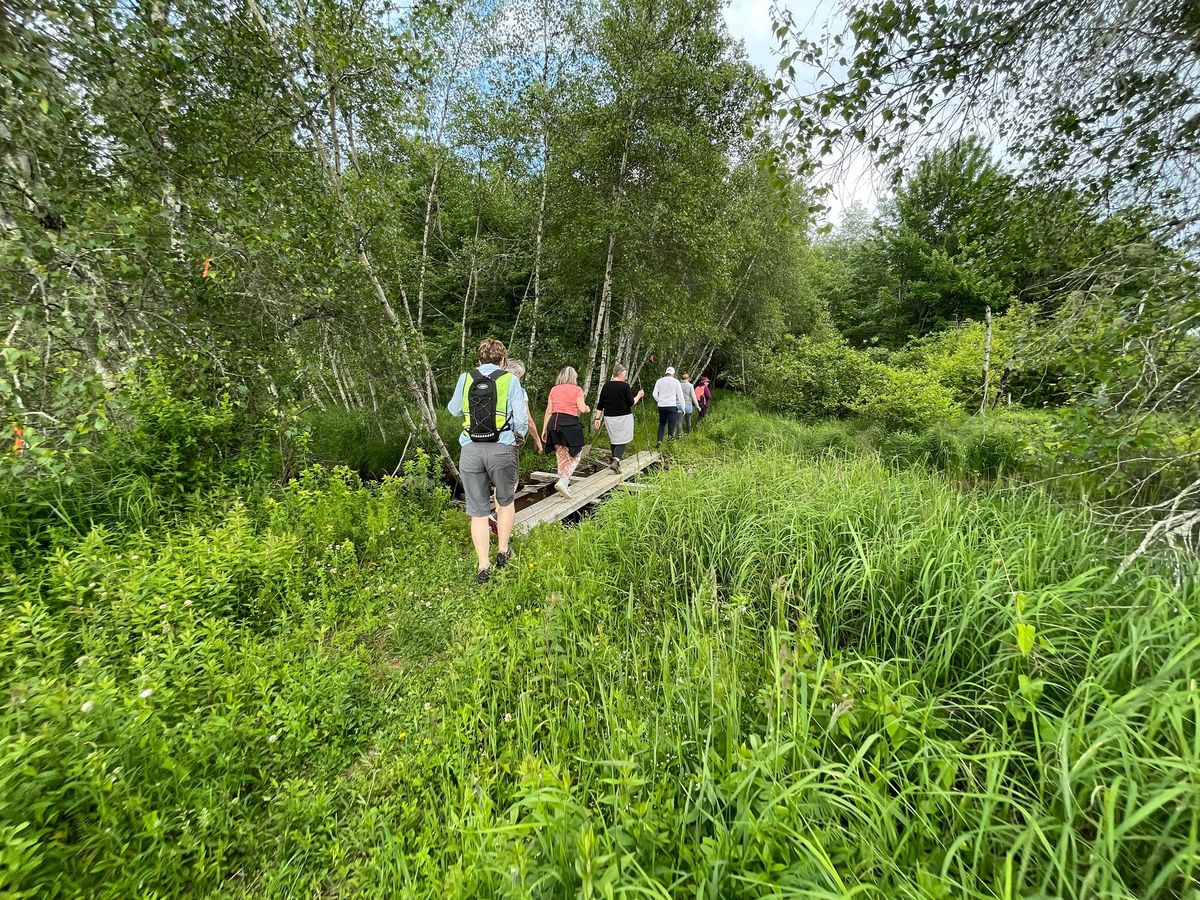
514, 450, 660, 533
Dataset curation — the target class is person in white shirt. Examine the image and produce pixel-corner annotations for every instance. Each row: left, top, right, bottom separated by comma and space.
652, 366, 688, 448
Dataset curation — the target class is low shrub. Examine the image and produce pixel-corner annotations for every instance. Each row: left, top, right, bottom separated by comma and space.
750, 335, 874, 420
853, 363, 959, 431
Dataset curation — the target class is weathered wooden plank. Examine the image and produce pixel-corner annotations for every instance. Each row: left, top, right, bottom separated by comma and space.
514, 450, 660, 532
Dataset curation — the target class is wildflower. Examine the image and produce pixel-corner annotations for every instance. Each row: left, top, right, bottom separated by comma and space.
268, 734, 278, 744
81, 700, 94, 713
423, 702, 432, 712
398, 731, 407, 740
503, 712, 513, 723
139, 688, 153, 700
183, 599, 193, 607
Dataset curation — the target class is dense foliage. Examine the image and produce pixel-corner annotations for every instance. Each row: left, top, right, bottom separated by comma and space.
3, 404, 1197, 897
4, 0, 1200, 894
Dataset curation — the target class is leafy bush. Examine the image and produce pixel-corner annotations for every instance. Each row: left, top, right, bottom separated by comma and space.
750, 335, 874, 420
0, 464, 457, 897
853, 363, 958, 431
0, 359, 275, 562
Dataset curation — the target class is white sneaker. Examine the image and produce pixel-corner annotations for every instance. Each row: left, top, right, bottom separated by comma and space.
555, 477, 573, 499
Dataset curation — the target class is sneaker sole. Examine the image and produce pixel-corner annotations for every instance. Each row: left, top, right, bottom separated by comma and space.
554, 482, 572, 500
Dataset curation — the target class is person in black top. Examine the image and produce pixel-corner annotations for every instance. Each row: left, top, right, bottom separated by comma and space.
593, 364, 644, 472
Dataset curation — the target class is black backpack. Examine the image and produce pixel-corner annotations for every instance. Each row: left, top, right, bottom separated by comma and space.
465, 368, 513, 442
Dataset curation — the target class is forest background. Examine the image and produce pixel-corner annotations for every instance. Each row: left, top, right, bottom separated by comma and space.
3, 0, 1199, 544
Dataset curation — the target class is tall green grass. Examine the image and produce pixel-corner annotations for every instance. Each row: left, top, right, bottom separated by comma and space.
3, 409, 1197, 897
240, 456, 1196, 897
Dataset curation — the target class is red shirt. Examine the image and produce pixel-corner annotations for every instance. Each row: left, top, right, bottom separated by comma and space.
548, 383, 584, 415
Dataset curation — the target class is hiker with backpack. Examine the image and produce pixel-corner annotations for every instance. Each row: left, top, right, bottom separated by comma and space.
652, 366, 688, 448
483, 358, 540, 537
593, 363, 644, 473
541, 366, 589, 499
446, 338, 529, 583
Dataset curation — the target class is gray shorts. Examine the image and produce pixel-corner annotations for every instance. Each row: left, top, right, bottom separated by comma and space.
459, 441, 519, 518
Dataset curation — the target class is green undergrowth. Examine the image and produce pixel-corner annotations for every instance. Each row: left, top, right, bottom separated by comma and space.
672, 393, 1047, 482
3, 408, 1198, 898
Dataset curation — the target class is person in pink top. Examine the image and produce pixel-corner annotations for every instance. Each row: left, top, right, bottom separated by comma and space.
540, 366, 590, 499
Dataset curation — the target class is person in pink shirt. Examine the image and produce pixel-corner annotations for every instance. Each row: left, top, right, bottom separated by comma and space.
541, 366, 590, 499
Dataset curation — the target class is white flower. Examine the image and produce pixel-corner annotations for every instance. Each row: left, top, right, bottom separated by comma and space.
423, 702, 432, 712
267, 734, 278, 744
183, 599, 193, 607
503, 713, 513, 723
139, 688, 153, 700
81, 700, 94, 713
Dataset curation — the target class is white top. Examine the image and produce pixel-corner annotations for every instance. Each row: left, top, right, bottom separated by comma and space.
653, 374, 688, 409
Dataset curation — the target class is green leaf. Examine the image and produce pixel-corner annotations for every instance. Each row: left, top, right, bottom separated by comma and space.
1016, 622, 1036, 655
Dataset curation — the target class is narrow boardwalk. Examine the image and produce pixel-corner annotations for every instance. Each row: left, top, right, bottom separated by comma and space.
515, 450, 660, 532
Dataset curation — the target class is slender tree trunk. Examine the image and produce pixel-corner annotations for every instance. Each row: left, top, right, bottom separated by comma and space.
367, 377, 386, 442
582, 242, 615, 395
980, 305, 993, 413
416, 162, 442, 333
582, 105, 634, 394
146, 0, 183, 250
461, 175, 483, 361
417, 23, 468, 333
528, 144, 549, 363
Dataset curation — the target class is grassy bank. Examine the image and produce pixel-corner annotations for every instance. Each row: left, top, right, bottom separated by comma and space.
2, 403, 1197, 897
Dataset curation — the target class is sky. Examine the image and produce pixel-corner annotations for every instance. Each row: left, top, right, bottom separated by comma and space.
722, 0, 880, 226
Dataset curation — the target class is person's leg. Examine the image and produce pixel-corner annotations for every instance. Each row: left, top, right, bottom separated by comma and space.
657, 407, 668, 445
563, 451, 581, 479
469, 516, 491, 571
490, 444, 519, 559
460, 443, 493, 575
611, 441, 627, 461
555, 445, 571, 477
495, 502, 515, 553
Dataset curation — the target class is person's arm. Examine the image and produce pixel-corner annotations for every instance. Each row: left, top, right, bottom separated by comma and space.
509, 379, 528, 438
527, 397, 545, 451
447, 373, 467, 417
541, 397, 553, 442
576, 387, 590, 415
